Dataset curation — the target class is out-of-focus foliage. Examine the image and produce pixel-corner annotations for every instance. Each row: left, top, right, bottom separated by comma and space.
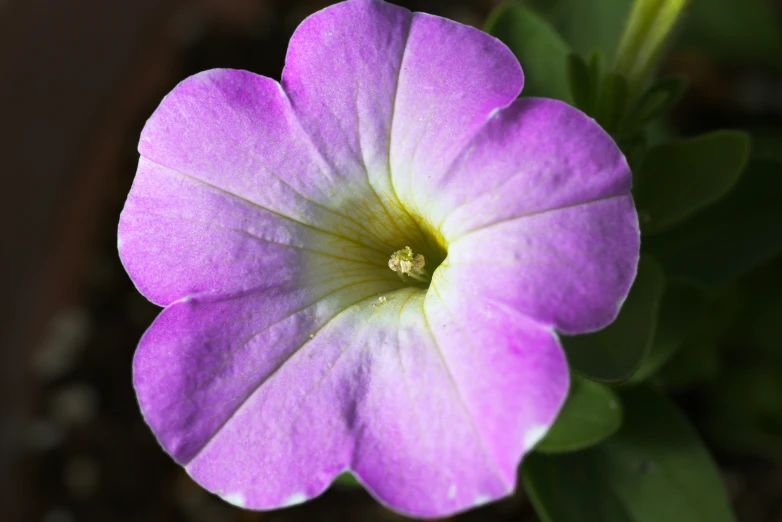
628, 281, 706, 383
521, 0, 634, 61
635, 130, 749, 233
536, 376, 622, 453
621, 76, 687, 134
485, 5, 572, 101
645, 159, 782, 287
678, 0, 782, 66
524, 388, 736, 522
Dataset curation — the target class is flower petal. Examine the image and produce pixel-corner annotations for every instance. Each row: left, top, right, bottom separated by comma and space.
121, 70, 399, 306
134, 281, 399, 465
405, 97, 639, 334
353, 289, 568, 517
422, 97, 634, 238
122, 1, 529, 307
135, 287, 567, 517
443, 195, 640, 334
136, 69, 344, 229
283, 0, 522, 208
387, 11, 523, 211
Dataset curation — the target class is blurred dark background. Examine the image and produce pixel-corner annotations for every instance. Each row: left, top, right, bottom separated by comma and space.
1, 0, 782, 521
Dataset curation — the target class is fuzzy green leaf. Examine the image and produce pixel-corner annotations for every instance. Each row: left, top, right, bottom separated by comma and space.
645, 160, 782, 287
524, 388, 736, 522
536, 375, 622, 453
628, 282, 706, 384
566, 52, 595, 114
523, 0, 635, 61
635, 130, 750, 233
485, 4, 572, 101
332, 472, 360, 489
678, 0, 782, 66
596, 73, 630, 133
622, 76, 688, 134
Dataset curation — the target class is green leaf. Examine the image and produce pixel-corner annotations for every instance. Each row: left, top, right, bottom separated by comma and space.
677, 0, 782, 66
658, 286, 739, 391
622, 76, 688, 134
524, 451, 634, 522
523, 0, 635, 61
563, 255, 665, 383
635, 130, 750, 233
332, 472, 361, 489
742, 260, 782, 361
748, 127, 782, 164
613, 0, 689, 94
645, 118, 678, 148
537, 375, 622, 453
644, 161, 782, 287
566, 53, 595, 114
485, 4, 572, 102
587, 49, 606, 84
628, 281, 706, 384
596, 73, 630, 133
710, 364, 782, 460
524, 387, 737, 522
588, 49, 606, 109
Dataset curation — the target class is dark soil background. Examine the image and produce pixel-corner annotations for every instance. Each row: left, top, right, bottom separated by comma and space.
1, 1, 781, 521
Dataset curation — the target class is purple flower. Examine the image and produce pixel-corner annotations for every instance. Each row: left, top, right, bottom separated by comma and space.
118, 0, 639, 517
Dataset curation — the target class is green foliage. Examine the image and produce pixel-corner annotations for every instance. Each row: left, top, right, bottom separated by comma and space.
658, 286, 739, 391
749, 127, 782, 164
566, 53, 596, 113
681, 256, 782, 461
596, 73, 630, 133
612, 75, 688, 166
621, 76, 688, 134
645, 160, 782, 287
524, 388, 736, 522
709, 364, 782, 460
587, 49, 607, 109
567, 52, 637, 136
537, 375, 622, 453
485, 4, 572, 102
332, 472, 361, 489
613, 0, 690, 93
522, 0, 634, 61
587, 49, 606, 85
634, 130, 750, 233
563, 255, 664, 383
628, 281, 706, 384
677, 0, 782, 66
524, 451, 634, 522
741, 259, 782, 362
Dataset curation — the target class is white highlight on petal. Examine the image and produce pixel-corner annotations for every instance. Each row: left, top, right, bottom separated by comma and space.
448, 484, 457, 499
524, 424, 549, 450
488, 107, 501, 119
221, 492, 245, 508
474, 495, 491, 507
283, 492, 308, 507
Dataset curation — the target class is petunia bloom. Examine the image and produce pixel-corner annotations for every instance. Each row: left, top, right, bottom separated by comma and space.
118, 0, 639, 518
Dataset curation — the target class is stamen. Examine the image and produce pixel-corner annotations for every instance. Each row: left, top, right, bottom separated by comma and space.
388, 246, 429, 283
